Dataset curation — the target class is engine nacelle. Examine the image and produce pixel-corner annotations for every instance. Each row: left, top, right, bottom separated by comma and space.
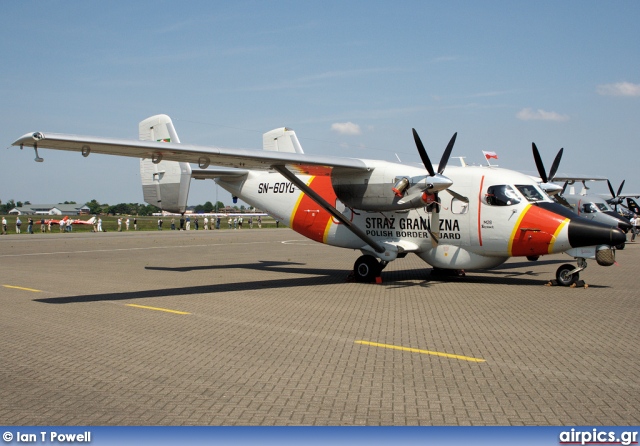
140, 159, 192, 213
139, 114, 191, 213
331, 160, 447, 211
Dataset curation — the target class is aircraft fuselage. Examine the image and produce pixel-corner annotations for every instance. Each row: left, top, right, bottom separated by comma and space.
217, 163, 622, 270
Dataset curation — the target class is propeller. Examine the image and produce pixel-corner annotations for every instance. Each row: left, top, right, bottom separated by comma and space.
532, 143, 569, 206
409, 129, 460, 246
532, 143, 563, 184
606, 179, 625, 211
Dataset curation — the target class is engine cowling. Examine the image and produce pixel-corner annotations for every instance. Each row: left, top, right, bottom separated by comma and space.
331, 160, 450, 211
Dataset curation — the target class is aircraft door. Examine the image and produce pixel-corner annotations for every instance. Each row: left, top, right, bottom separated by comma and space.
479, 184, 522, 252
444, 196, 470, 244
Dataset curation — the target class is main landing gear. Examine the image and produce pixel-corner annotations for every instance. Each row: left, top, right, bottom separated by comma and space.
352, 255, 387, 282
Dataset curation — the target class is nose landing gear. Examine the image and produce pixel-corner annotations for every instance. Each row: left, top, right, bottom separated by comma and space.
551, 258, 588, 288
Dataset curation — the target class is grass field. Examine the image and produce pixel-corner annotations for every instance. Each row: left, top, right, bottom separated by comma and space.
0, 214, 284, 235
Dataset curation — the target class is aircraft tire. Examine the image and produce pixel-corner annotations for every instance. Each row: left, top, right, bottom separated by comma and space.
353, 255, 381, 282
556, 264, 578, 287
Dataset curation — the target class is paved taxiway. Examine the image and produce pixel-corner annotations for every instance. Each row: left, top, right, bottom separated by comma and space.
1, 229, 638, 425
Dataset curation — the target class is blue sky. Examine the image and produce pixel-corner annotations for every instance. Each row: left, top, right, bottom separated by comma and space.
1, 1, 639, 207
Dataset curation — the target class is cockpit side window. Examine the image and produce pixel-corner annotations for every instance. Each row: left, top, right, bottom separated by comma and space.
485, 185, 521, 206
515, 184, 545, 202
582, 203, 598, 213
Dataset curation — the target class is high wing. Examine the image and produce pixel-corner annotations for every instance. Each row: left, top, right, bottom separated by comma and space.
12, 132, 368, 175
550, 174, 608, 182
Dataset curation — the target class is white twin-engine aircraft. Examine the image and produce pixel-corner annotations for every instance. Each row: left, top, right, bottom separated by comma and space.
13, 114, 626, 286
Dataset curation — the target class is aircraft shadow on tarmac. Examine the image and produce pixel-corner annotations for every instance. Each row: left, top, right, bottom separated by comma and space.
33, 258, 604, 305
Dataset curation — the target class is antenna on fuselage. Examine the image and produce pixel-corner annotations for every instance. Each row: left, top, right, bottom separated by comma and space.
452, 156, 467, 167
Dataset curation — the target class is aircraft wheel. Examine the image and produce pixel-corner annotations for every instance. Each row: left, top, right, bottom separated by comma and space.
526, 255, 540, 261
556, 264, 578, 287
353, 255, 381, 282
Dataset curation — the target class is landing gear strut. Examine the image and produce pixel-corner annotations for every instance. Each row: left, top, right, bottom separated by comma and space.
352, 255, 384, 282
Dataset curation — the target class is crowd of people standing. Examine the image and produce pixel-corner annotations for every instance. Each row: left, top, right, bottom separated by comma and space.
1, 214, 271, 235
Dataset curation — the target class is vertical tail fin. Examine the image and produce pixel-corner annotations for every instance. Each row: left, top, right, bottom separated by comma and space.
139, 115, 192, 213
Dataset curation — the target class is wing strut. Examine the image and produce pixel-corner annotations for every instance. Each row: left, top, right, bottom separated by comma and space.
272, 165, 386, 254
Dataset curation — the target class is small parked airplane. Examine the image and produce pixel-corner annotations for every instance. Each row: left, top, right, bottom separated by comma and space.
13, 115, 626, 286
528, 145, 632, 248
44, 215, 96, 226
552, 179, 632, 242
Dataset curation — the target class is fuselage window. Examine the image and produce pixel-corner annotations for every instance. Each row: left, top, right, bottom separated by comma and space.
515, 184, 545, 202
485, 185, 521, 206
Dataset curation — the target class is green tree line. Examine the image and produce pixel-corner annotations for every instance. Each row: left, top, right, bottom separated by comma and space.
0, 199, 229, 215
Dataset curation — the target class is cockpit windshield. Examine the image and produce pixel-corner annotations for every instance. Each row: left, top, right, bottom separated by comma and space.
582, 202, 611, 213
485, 185, 521, 206
515, 184, 546, 202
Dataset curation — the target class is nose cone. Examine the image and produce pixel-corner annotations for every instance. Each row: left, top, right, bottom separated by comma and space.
568, 218, 627, 248
604, 211, 632, 232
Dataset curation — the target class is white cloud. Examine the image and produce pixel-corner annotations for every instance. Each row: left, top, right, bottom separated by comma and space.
596, 82, 640, 97
516, 108, 570, 122
331, 122, 362, 135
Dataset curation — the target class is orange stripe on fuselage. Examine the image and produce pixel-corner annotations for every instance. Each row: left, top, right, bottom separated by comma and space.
290, 176, 335, 243
509, 204, 570, 257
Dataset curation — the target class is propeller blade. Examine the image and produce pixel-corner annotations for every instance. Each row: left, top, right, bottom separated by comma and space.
429, 207, 440, 248
437, 132, 457, 174
532, 143, 548, 183
412, 128, 435, 177
607, 179, 616, 198
548, 148, 563, 181
561, 180, 568, 195
617, 180, 625, 197
445, 188, 469, 203
607, 180, 616, 198
556, 194, 571, 208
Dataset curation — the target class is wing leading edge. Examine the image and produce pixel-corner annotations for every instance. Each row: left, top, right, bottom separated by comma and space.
12, 132, 369, 175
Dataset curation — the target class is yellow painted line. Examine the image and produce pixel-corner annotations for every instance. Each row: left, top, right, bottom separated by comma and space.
355, 340, 486, 363
3, 284, 42, 292
125, 304, 190, 315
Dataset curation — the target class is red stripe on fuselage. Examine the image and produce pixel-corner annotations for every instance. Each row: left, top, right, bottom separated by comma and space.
290, 176, 335, 243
